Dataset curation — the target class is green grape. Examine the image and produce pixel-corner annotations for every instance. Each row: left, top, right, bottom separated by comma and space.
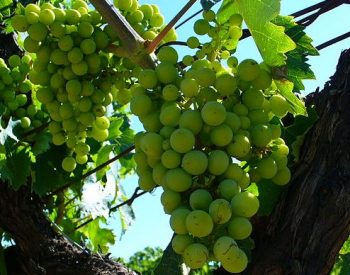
170, 208, 191, 234
95, 116, 110, 130
207, 150, 229, 175
76, 154, 88, 165
23, 36, 40, 53
41, 3, 54, 10
170, 128, 195, 154
142, 30, 157, 40
39, 9, 55, 25
59, 102, 74, 120
28, 22, 48, 42
74, 142, 90, 156
71, 61, 88, 76
58, 35, 74, 52
78, 21, 94, 38
194, 68, 216, 88
165, 168, 192, 192
155, 62, 178, 84
228, 217, 252, 240
194, 19, 210, 35
65, 9, 81, 24
140, 112, 162, 132
209, 198, 232, 224
62, 118, 78, 132
229, 25, 243, 40
233, 103, 249, 116
183, 243, 209, 269
239, 116, 251, 130
226, 134, 251, 158
52, 132, 66, 145
138, 169, 157, 191
152, 162, 168, 186
180, 78, 200, 98
160, 103, 181, 127
218, 179, 241, 201
127, 10, 144, 24
201, 101, 226, 126
172, 234, 194, 254
80, 38, 96, 55
227, 56, 238, 68
114, 0, 133, 11
203, 10, 215, 21
215, 73, 237, 96
242, 88, 265, 110
150, 13, 164, 27
53, 8, 66, 22
62, 156, 77, 172
231, 191, 259, 217
250, 124, 272, 147
140, 132, 163, 158
189, 189, 213, 211
147, 155, 160, 168
36, 87, 54, 104
20, 117, 31, 128
77, 98, 92, 112
181, 150, 208, 176
225, 112, 241, 132
186, 210, 213, 237
12, 15, 29, 32
8, 55, 21, 68
210, 124, 233, 147
139, 4, 153, 19
270, 124, 282, 139
272, 167, 291, 186
237, 59, 261, 82
159, 126, 175, 138
50, 48, 68, 65
252, 68, 272, 89
161, 149, 181, 169
182, 55, 194, 67
213, 236, 239, 262
93, 28, 109, 50
269, 94, 289, 117
256, 157, 278, 179
162, 84, 180, 101
225, 163, 244, 183
138, 69, 158, 89
221, 248, 248, 273
187, 36, 200, 49
161, 188, 181, 214
50, 73, 65, 89
25, 3, 40, 15
157, 46, 178, 64
130, 94, 152, 117
178, 110, 203, 135
248, 109, 269, 125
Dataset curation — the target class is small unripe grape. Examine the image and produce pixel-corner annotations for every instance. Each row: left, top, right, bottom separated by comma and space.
178, 110, 203, 135
180, 78, 199, 98
160, 103, 181, 127
228, 217, 252, 240
210, 124, 233, 147
152, 162, 168, 186
187, 36, 200, 49
12, 15, 29, 32
215, 73, 237, 96
155, 62, 178, 84
170, 128, 195, 154
201, 101, 226, 126
226, 134, 251, 158
209, 198, 232, 224
250, 124, 272, 147
172, 234, 194, 254
140, 132, 163, 158
95, 116, 110, 130
157, 46, 178, 64
218, 179, 241, 201
237, 59, 261, 82
231, 192, 259, 217
194, 68, 216, 88
182, 150, 208, 176
252, 68, 272, 89
186, 210, 213, 237
189, 189, 213, 211
20, 117, 31, 128
150, 13, 164, 27
269, 94, 290, 117
165, 168, 192, 192
138, 69, 158, 89
208, 150, 229, 175
65, 9, 81, 24
272, 167, 291, 186
194, 19, 210, 35
183, 243, 209, 269
161, 150, 181, 169
221, 248, 248, 273
256, 157, 278, 179
39, 9, 55, 25
161, 188, 181, 213
62, 156, 77, 172
213, 236, 238, 262
138, 169, 157, 191
162, 84, 180, 101
130, 94, 152, 117
170, 208, 191, 234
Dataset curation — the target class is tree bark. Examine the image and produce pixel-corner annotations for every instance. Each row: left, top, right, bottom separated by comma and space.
243, 49, 350, 274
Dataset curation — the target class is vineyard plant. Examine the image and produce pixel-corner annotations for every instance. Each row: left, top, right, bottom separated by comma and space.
0, 0, 349, 274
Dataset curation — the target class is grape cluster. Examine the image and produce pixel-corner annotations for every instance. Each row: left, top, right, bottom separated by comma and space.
0, 55, 47, 130
114, 0, 177, 42
185, 11, 243, 62
132, 45, 291, 272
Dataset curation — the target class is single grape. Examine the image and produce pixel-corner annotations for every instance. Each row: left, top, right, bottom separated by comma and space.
207, 150, 229, 175
161, 149, 181, 169
165, 168, 192, 192
39, 9, 55, 25
157, 46, 178, 64
170, 128, 195, 154
269, 94, 290, 117
215, 73, 237, 96
178, 110, 203, 135
231, 191, 259, 218
180, 78, 200, 98
221, 248, 248, 273
194, 68, 216, 88
189, 189, 213, 211
138, 169, 157, 191
237, 59, 261, 82
187, 36, 200, 49
130, 94, 153, 117
181, 150, 208, 175
209, 199, 232, 224
138, 69, 158, 89
272, 167, 291, 186
62, 156, 77, 172
213, 236, 239, 262
210, 124, 233, 147
186, 210, 213, 237
162, 84, 180, 101
172, 234, 194, 255
161, 188, 182, 213
226, 134, 251, 158
194, 19, 210, 35
227, 216, 252, 240
201, 101, 226, 126
155, 62, 178, 84
170, 208, 191, 234
140, 132, 164, 158
160, 103, 181, 127
183, 243, 209, 269
218, 179, 241, 201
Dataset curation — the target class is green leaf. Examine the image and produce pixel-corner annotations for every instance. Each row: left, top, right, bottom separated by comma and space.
331, 253, 350, 275
256, 180, 285, 216
78, 219, 115, 253
0, 146, 31, 190
95, 144, 115, 180
217, 0, 239, 24
32, 146, 68, 196
0, 0, 12, 10
275, 79, 306, 115
108, 117, 123, 140
236, 0, 296, 66
340, 237, 350, 255
31, 132, 51, 155
0, 117, 19, 145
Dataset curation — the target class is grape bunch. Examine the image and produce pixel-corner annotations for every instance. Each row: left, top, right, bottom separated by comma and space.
132, 44, 291, 272
0, 55, 48, 130
185, 11, 243, 62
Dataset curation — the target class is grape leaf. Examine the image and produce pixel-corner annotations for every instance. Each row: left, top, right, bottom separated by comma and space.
31, 132, 51, 155
331, 253, 350, 275
217, 0, 239, 24
32, 146, 68, 196
0, 146, 32, 190
0, 0, 12, 10
78, 218, 115, 253
275, 79, 306, 115
256, 180, 285, 216
236, 0, 296, 66
95, 144, 115, 180
200, 0, 222, 10
340, 236, 350, 255
108, 117, 123, 140
0, 117, 19, 145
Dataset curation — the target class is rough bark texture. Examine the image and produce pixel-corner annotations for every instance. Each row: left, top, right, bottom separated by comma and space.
243, 49, 350, 275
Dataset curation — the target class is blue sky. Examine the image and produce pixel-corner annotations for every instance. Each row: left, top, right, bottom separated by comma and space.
110, 0, 350, 260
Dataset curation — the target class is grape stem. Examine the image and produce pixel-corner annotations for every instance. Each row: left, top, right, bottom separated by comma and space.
146, 0, 198, 54
72, 187, 149, 232
47, 145, 135, 197
90, 0, 156, 68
